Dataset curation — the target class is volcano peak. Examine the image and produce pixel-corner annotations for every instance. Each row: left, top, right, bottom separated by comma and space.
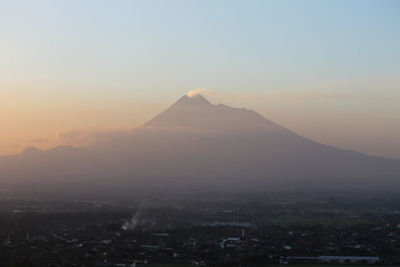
175, 94, 211, 106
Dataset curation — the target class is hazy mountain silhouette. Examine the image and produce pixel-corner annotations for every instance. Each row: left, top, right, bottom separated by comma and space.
1, 94, 399, 195
145, 94, 291, 133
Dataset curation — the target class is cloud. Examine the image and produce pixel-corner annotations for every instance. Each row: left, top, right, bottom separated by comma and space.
0, 141, 22, 156
187, 88, 213, 98
0, 128, 133, 156
57, 127, 131, 146
28, 137, 49, 144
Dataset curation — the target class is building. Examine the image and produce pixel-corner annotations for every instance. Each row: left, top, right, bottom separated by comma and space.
288, 256, 379, 264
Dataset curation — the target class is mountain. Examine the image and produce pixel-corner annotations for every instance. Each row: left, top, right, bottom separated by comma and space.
0, 94, 399, 196
145, 94, 290, 133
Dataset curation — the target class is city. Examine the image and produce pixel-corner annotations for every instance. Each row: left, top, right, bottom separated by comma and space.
1, 191, 399, 266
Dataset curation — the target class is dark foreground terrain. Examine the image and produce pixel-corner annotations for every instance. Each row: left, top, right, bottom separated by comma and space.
1, 190, 400, 266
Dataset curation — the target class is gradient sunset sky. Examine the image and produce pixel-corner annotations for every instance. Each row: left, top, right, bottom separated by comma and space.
1, 0, 399, 158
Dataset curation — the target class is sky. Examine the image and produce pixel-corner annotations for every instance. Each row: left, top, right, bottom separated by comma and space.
0, 0, 399, 159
